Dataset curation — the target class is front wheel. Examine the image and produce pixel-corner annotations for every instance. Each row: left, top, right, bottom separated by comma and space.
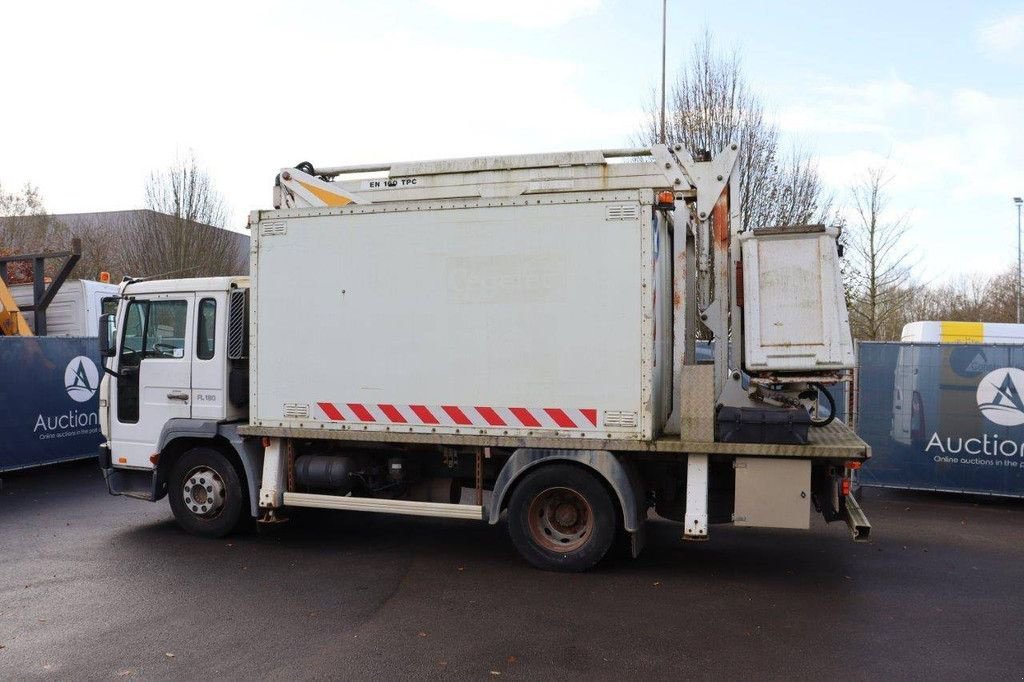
507, 464, 617, 572
168, 447, 245, 537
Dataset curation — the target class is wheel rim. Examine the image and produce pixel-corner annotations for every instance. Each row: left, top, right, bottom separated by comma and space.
182, 466, 226, 518
527, 486, 593, 553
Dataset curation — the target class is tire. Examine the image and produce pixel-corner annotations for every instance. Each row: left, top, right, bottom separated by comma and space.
168, 447, 245, 538
507, 464, 617, 572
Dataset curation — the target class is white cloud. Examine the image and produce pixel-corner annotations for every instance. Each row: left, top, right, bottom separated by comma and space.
819, 78, 921, 109
976, 12, 1024, 58
775, 76, 925, 136
775, 107, 889, 136
777, 77, 1023, 201
783, 76, 1024, 280
425, 0, 600, 28
0, 10, 639, 228
816, 150, 892, 189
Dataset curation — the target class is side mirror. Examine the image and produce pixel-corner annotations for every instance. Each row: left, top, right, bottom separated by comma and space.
99, 313, 116, 357
101, 296, 119, 316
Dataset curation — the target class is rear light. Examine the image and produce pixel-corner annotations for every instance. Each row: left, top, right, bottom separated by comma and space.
845, 460, 861, 470
841, 478, 852, 496
656, 190, 675, 209
911, 390, 925, 441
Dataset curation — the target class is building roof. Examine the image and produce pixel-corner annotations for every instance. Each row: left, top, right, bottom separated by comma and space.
0, 209, 250, 280
13, 209, 250, 235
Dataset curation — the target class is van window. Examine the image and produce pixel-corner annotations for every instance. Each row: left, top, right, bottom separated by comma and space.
197, 298, 216, 360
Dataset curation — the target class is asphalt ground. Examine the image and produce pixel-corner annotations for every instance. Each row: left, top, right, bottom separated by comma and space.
1, 460, 1023, 681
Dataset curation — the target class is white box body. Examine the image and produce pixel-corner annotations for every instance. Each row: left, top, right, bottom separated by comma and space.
11, 279, 118, 337
740, 227, 855, 373
251, 192, 672, 440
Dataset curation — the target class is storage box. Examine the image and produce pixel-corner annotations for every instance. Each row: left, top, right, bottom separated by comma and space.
733, 457, 811, 529
716, 406, 811, 445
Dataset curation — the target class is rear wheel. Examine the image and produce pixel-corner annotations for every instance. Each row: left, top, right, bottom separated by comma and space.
168, 447, 245, 538
507, 464, 616, 572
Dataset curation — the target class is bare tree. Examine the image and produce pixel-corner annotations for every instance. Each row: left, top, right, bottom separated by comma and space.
845, 166, 914, 340
0, 182, 72, 282
0, 182, 69, 253
639, 31, 834, 230
60, 213, 123, 281
903, 269, 1017, 325
119, 153, 247, 279
977, 268, 1018, 322
0, 182, 45, 217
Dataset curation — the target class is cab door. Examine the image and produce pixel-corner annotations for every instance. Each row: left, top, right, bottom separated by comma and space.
109, 294, 194, 468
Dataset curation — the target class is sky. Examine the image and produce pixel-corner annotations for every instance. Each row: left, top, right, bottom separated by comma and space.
1, 0, 1022, 282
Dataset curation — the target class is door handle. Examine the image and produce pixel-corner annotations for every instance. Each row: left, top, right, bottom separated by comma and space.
167, 391, 190, 401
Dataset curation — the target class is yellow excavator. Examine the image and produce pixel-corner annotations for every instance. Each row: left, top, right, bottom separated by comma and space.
0, 280, 33, 335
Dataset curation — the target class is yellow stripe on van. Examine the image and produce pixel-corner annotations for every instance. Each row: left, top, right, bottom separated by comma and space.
939, 321, 984, 343
296, 180, 353, 207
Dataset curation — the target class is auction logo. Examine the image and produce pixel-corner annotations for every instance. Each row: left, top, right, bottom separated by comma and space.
976, 367, 1024, 426
64, 356, 99, 403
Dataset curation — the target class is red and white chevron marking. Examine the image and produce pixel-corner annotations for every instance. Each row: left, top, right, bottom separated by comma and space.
316, 402, 600, 430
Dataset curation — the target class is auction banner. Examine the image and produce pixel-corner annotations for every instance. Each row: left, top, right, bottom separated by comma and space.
857, 341, 1024, 497
0, 337, 103, 472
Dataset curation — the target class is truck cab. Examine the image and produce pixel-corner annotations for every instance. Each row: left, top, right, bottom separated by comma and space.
98, 277, 253, 506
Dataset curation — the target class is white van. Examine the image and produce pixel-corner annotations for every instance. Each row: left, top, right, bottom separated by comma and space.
10, 279, 118, 337
890, 321, 1024, 446
900, 321, 1024, 344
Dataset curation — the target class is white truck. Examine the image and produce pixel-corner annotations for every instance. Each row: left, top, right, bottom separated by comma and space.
97, 144, 869, 571
11, 278, 118, 336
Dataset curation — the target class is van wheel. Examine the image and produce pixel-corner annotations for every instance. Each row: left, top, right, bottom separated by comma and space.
168, 447, 245, 538
507, 464, 616, 572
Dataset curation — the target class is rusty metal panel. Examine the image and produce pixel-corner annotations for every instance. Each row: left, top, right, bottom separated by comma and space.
733, 457, 811, 529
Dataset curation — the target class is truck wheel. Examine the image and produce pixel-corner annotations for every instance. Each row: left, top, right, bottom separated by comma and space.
507, 464, 616, 572
168, 447, 245, 538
